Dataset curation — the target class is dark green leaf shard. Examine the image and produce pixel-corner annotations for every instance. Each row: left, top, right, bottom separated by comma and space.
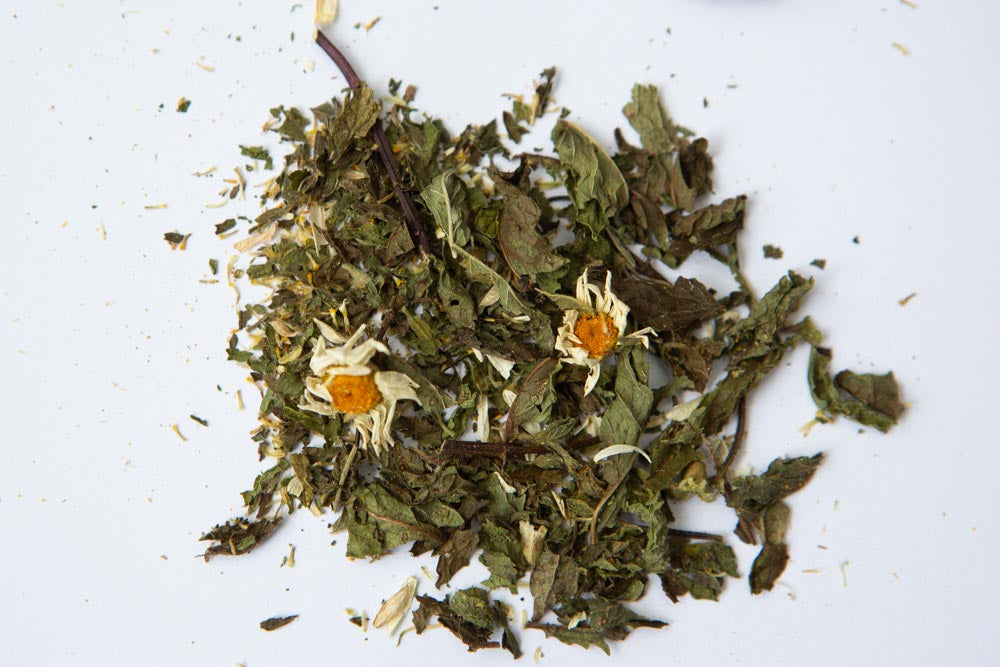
199, 517, 281, 560
623, 83, 678, 154
552, 120, 629, 220
749, 543, 790, 594
239, 145, 273, 170
260, 615, 298, 631
808, 346, 905, 432
495, 179, 567, 276
449, 587, 497, 630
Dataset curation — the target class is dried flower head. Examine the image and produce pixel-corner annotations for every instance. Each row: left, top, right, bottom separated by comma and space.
300, 321, 420, 454
554, 269, 653, 395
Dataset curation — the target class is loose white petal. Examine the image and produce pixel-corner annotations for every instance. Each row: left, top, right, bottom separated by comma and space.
502, 389, 518, 407
479, 283, 500, 308
664, 395, 703, 422
493, 471, 517, 494
484, 352, 515, 379
372, 576, 417, 635
583, 361, 602, 396
277, 345, 303, 364
313, 317, 346, 344
477, 394, 490, 443
593, 444, 651, 464
233, 225, 276, 252
566, 611, 588, 630
519, 521, 548, 565
270, 320, 302, 338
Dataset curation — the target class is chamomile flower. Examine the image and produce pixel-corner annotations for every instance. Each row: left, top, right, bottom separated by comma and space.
554, 269, 653, 395
300, 321, 420, 454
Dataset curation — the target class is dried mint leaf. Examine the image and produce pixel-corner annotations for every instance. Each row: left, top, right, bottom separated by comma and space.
194, 55, 907, 657
260, 615, 298, 631
808, 346, 905, 432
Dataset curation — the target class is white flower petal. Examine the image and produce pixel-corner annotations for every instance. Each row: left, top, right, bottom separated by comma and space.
593, 444, 651, 464
353, 411, 375, 452
663, 396, 705, 421
479, 283, 500, 309
313, 317, 347, 344
502, 389, 518, 407
484, 352, 515, 379
372, 576, 417, 635
477, 394, 490, 443
323, 364, 374, 377
343, 337, 387, 367
575, 270, 591, 303
373, 371, 420, 404
493, 471, 517, 494
583, 361, 602, 396
299, 392, 337, 416
304, 376, 333, 402
519, 521, 548, 565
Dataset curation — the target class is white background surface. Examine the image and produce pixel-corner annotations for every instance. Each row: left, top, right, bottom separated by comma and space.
2, 1, 998, 665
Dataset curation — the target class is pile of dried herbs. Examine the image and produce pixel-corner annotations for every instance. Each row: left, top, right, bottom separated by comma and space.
199, 36, 904, 656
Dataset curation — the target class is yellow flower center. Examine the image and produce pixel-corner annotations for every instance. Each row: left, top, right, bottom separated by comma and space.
574, 312, 619, 359
326, 373, 382, 414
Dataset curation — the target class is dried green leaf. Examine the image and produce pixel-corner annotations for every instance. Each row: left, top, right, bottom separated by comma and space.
239, 145, 274, 170
552, 120, 629, 220
726, 454, 824, 523
495, 179, 567, 276
808, 346, 905, 432
623, 83, 677, 153
749, 543, 790, 594
449, 587, 496, 630
435, 529, 478, 588
260, 614, 298, 631
529, 549, 579, 621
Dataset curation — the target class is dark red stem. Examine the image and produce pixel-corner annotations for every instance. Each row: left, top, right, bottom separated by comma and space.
315, 31, 432, 259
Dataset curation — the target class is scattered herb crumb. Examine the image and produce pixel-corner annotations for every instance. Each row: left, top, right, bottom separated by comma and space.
209, 258, 219, 275
215, 218, 238, 235
900, 0, 918, 7
839, 561, 850, 587
163, 232, 191, 250
852, 235, 860, 244
763, 244, 783, 259
260, 615, 298, 631
810, 258, 826, 270
176, 97, 191, 113
898, 292, 917, 307
170, 423, 186, 442
238, 145, 273, 170
892, 42, 911, 57
281, 544, 296, 567
144, 203, 168, 210
190, 414, 209, 427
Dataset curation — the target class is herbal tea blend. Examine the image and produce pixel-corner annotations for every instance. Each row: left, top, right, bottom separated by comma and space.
198, 33, 904, 656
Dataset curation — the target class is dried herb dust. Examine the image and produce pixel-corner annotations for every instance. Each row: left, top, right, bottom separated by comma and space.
196, 33, 905, 656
